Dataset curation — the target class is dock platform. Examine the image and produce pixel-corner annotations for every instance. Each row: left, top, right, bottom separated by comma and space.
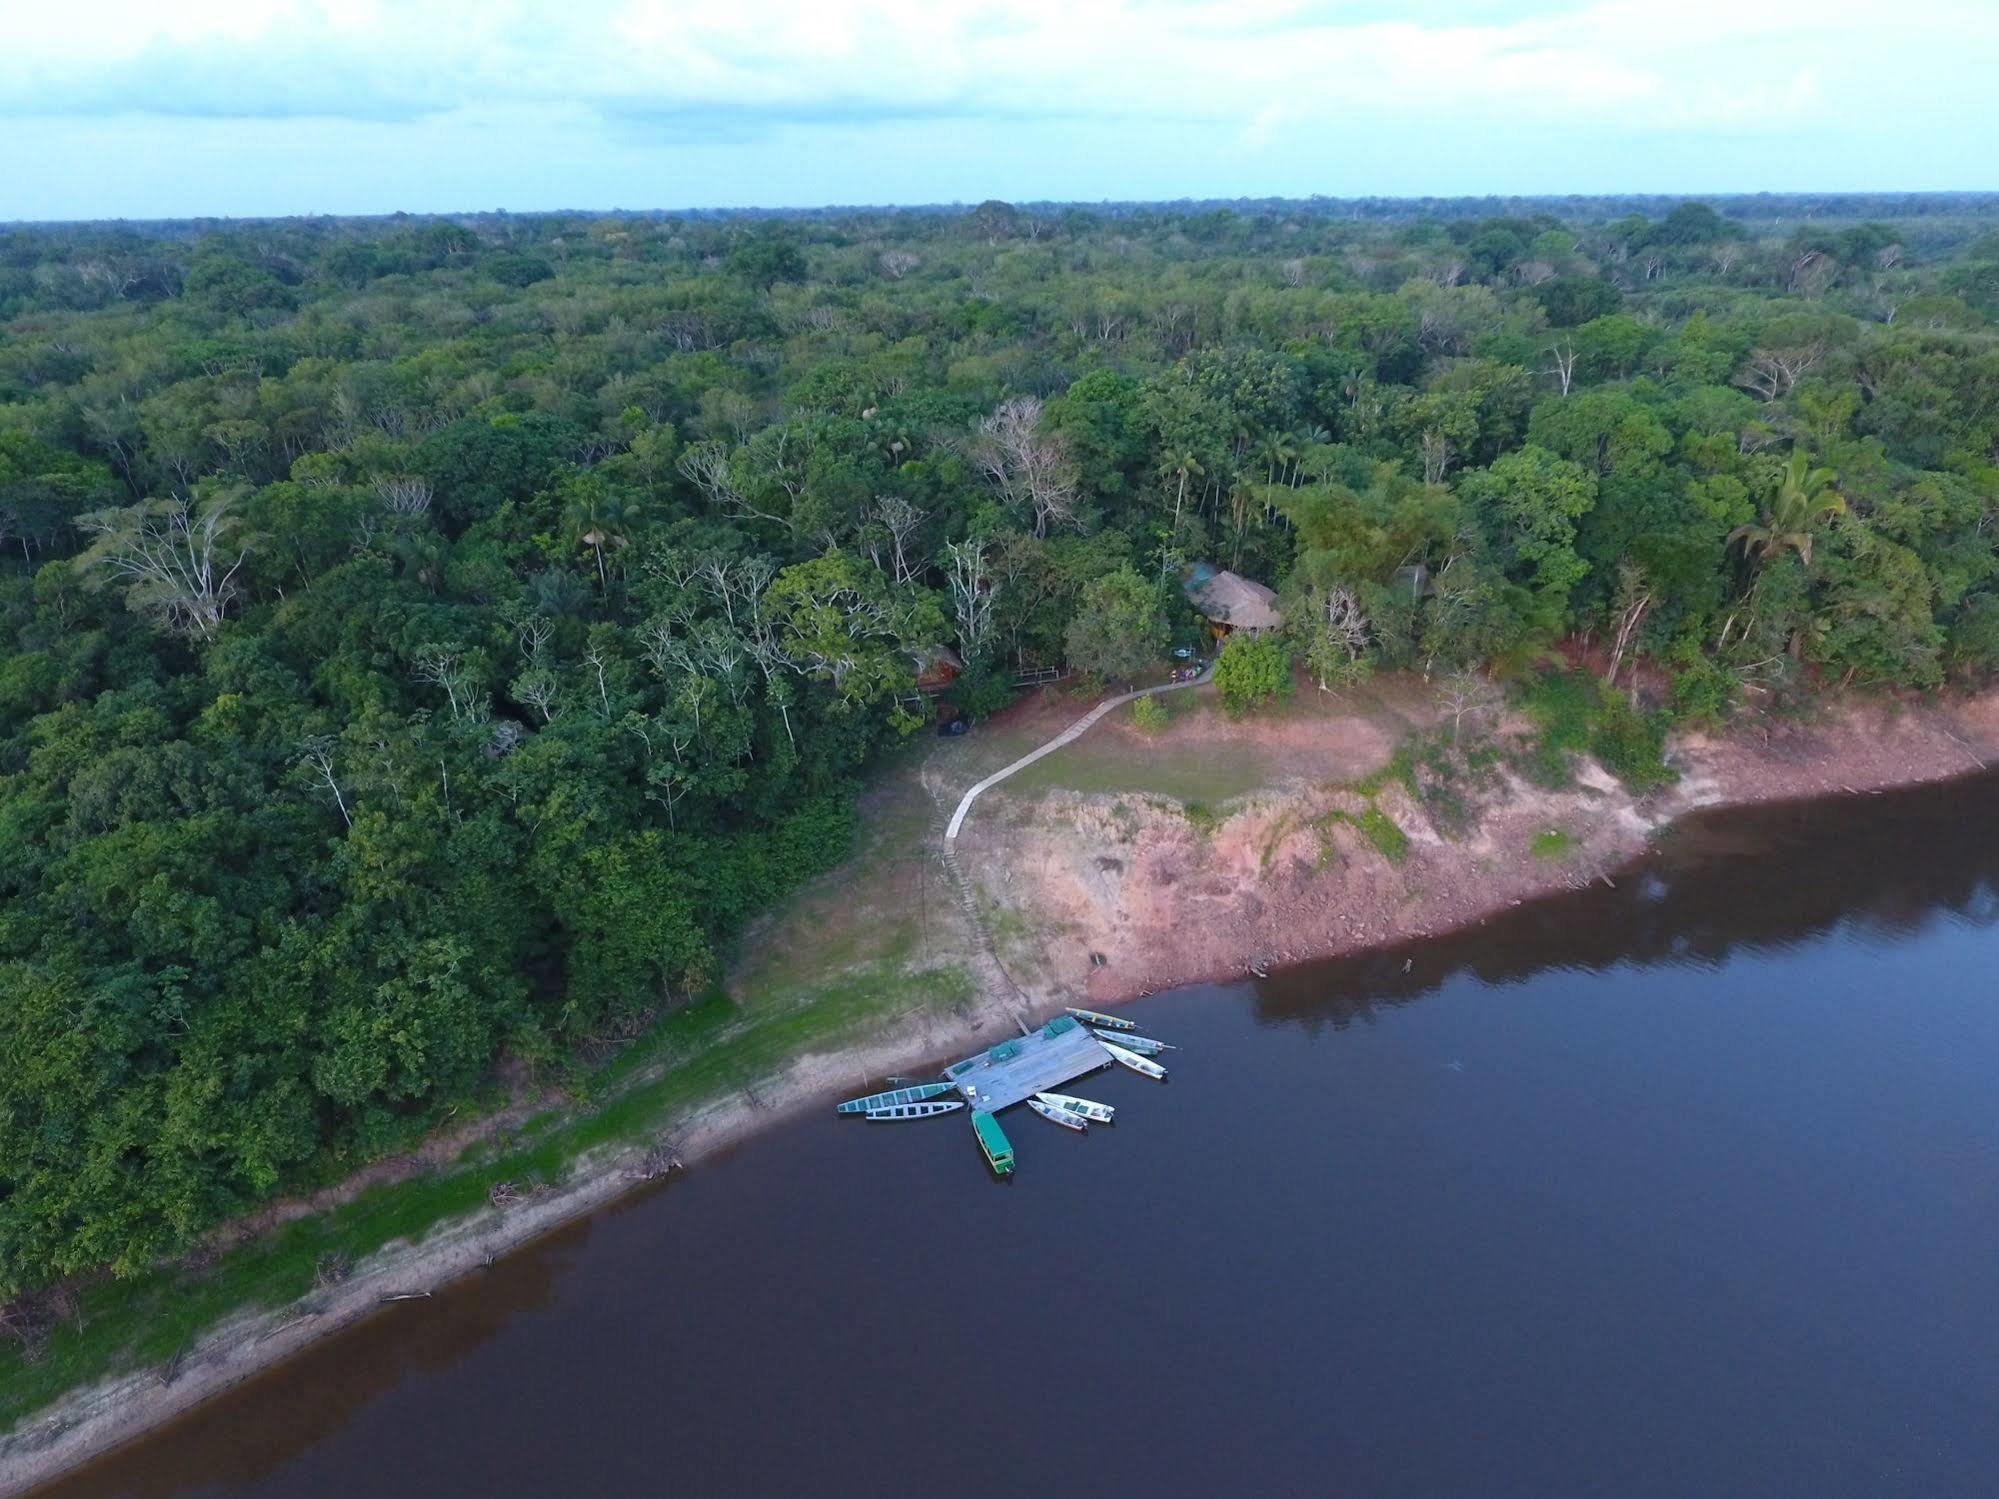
942, 1013, 1112, 1113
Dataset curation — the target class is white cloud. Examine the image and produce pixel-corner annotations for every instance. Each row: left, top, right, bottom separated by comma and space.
0, 0, 1991, 218
2, 0, 1989, 138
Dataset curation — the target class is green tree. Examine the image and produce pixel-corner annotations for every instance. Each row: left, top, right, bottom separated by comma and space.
1131, 693, 1168, 734
1064, 565, 1165, 681
1212, 631, 1293, 716
1456, 445, 1598, 638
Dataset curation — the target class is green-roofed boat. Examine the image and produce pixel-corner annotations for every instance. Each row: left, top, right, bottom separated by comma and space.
971, 1111, 1015, 1175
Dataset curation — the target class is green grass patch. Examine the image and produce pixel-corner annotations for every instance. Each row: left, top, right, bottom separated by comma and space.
1530, 826, 1576, 859
1316, 804, 1409, 864
1518, 669, 1677, 793
1257, 811, 1301, 873
1000, 737, 1266, 805
1369, 729, 1502, 838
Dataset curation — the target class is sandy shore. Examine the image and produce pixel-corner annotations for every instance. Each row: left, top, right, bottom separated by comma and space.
7, 684, 1998, 1496
0, 994, 1024, 1498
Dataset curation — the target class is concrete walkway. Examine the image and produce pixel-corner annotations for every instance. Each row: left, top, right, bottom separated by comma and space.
944, 669, 1211, 841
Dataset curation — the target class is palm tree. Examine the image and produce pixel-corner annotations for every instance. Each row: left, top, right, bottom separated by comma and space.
1257, 430, 1296, 485
1228, 482, 1258, 568
1161, 449, 1204, 529
1731, 450, 1844, 566
566, 485, 636, 593
1288, 425, 1331, 487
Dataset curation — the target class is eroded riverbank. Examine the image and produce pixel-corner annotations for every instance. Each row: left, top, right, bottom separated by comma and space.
9, 681, 1999, 1495
954, 684, 1999, 1006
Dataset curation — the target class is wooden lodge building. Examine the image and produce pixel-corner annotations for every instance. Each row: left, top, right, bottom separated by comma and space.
1183, 563, 1283, 638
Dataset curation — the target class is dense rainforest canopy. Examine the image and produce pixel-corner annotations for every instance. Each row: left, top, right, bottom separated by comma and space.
4, 195, 1999, 1296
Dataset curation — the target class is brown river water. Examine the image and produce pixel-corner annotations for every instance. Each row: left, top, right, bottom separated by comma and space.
39, 772, 1999, 1497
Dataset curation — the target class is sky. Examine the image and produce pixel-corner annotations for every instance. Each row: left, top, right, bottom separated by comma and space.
2, 0, 1993, 221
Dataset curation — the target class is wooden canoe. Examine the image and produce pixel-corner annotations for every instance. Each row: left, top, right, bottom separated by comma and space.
1035, 1092, 1115, 1124
1028, 1097, 1088, 1131
863, 1100, 965, 1121
1100, 1041, 1167, 1080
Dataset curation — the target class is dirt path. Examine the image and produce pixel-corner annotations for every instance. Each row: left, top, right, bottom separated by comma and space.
944, 669, 1210, 840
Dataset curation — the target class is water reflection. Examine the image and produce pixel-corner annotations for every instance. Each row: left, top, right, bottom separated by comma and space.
39, 768, 1999, 1499
1250, 769, 1999, 1028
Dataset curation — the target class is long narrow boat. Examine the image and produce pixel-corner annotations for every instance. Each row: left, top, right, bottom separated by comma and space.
1066, 1006, 1135, 1032
1028, 1097, 1088, 1131
1100, 1040, 1167, 1080
864, 1100, 965, 1121
836, 1081, 955, 1115
1035, 1092, 1115, 1124
1089, 1028, 1173, 1055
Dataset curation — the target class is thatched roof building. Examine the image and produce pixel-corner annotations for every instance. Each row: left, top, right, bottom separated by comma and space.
1184, 565, 1283, 634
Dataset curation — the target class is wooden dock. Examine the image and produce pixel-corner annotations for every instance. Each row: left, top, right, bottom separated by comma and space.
836, 1010, 1171, 1177
941, 1013, 1112, 1113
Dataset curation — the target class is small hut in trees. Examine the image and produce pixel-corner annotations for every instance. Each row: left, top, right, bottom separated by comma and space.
1183, 563, 1283, 639
911, 644, 963, 694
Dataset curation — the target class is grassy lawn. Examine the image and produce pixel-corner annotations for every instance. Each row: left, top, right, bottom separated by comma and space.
988, 677, 1420, 809
999, 731, 1273, 803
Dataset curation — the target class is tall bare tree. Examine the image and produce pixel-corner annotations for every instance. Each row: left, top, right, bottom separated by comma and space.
867, 495, 926, 582
294, 735, 352, 828
1736, 343, 1825, 402
1301, 582, 1371, 693
1603, 562, 1654, 688
677, 440, 786, 528
942, 536, 997, 661
374, 475, 433, 516
411, 644, 480, 722
1439, 667, 1500, 741
974, 397, 1079, 537
78, 492, 247, 639
1544, 341, 1578, 397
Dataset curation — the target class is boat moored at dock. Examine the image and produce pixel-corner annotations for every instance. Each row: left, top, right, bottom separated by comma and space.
1100, 1040, 1167, 1080
863, 1100, 965, 1121
972, 1111, 1016, 1175
1034, 1092, 1114, 1123
1089, 1028, 1172, 1054
842, 1010, 1176, 1172
836, 1082, 957, 1115
1028, 1097, 1088, 1131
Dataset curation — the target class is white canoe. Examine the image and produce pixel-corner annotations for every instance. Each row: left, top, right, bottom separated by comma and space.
1065, 1006, 1135, 1031
1028, 1097, 1088, 1131
1089, 1028, 1173, 1055
864, 1100, 965, 1121
1035, 1092, 1115, 1124
1100, 1041, 1167, 1080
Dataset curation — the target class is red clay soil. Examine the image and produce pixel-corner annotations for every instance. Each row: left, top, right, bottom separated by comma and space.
953, 688, 1999, 1009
